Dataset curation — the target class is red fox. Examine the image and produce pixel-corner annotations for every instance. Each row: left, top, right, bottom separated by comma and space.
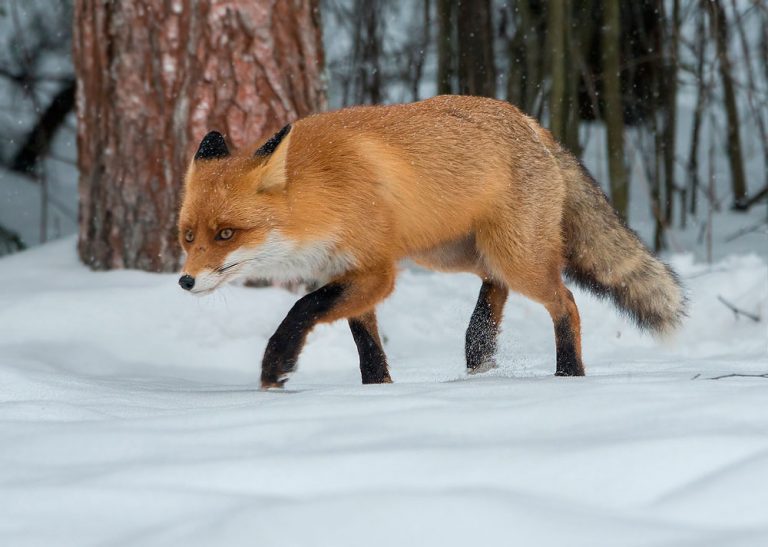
177, 95, 685, 388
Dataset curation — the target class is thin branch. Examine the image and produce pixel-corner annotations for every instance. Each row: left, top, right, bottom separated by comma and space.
709, 373, 768, 380
717, 295, 761, 322
724, 220, 768, 242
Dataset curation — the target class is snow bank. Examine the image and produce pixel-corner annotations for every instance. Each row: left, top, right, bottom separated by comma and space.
0, 238, 767, 546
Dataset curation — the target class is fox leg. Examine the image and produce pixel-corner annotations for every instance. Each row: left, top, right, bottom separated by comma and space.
349, 310, 392, 384
494, 275, 584, 376
465, 279, 508, 373
474, 217, 585, 377
261, 265, 396, 388
545, 284, 584, 376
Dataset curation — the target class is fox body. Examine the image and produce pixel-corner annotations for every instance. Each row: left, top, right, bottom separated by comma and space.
178, 95, 685, 387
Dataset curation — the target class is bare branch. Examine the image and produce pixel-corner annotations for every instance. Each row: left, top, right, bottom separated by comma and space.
709, 373, 768, 380
717, 295, 761, 322
724, 220, 768, 242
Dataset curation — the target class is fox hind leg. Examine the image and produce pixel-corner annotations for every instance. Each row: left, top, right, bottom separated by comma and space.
466, 279, 508, 373
546, 286, 584, 376
474, 218, 585, 377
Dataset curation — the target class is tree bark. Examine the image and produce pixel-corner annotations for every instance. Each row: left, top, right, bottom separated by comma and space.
351, 0, 383, 104
410, 0, 431, 101
564, 1, 583, 157
74, 1, 325, 272
436, 0, 456, 95
603, 0, 629, 218
662, 0, 679, 226
731, 0, 768, 211
457, 0, 496, 97
686, 7, 707, 221
548, 0, 566, 142
519, 0, 540, 114
708, 0, 748, 206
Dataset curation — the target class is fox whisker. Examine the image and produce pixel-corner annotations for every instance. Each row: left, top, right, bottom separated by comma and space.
217, 261, 242, 273
217, 255, 264, 274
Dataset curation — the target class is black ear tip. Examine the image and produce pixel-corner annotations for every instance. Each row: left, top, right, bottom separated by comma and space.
195, 131, 230, 160
254, 124, 292, 157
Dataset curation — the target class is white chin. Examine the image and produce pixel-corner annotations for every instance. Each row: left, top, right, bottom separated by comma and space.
187, 269, 232, 295
189, 286, 217, 296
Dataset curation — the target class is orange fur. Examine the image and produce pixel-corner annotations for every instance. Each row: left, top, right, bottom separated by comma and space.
178, 95, 684, 384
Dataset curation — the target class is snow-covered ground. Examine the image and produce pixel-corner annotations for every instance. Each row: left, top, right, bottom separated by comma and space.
1, 233, 767, 546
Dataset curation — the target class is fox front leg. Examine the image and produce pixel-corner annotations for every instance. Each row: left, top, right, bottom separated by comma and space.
348, 310, 392, 384
260, 283, 344, 388
260, 266, 396, 389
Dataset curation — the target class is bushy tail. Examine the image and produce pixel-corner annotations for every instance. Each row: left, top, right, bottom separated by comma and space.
557, 151, 686, 334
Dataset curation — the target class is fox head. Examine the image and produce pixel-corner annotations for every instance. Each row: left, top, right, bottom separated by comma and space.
177, 127, 296, 294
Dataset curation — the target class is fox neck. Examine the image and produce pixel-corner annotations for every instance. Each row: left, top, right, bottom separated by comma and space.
225, 230, 356, 286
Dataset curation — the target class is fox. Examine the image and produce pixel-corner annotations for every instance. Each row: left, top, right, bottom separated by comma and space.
177, 95, 685, 389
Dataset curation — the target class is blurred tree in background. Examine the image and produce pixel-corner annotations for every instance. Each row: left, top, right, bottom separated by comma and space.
73, 0, 325, 271
1, 0, 766, 263
324, 0, 768, 252
0, 0, 74, 251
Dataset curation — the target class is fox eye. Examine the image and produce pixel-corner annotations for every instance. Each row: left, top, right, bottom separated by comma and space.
217, 228, 234, 240
184, 230, 194, 243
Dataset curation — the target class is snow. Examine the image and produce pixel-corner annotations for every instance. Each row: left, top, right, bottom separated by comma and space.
2, 3, 766, 543
1, 236, 767, 546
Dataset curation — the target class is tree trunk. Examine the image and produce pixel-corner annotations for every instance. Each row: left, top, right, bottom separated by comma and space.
74, 1, 325, 272
731, 0, 768, 211
708, 0, 748, 206
662, 0, 679, 226
564, 1, 583, 157
687, 7, 707, 221
410, 0, 431, 101
457, 0, 496, 97
437, 0, 455, 95
520, 0, 540, 114
602, 0, 628, 218
548, 0, 566, 142
351, 0, 383, 104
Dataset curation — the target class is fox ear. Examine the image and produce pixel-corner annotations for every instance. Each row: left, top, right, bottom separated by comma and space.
254, 124, 291, 158
195, 131, 229, 160
256, 126, 293, 193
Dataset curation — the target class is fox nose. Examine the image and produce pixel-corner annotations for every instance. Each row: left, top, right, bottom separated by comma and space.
178, 275, 195, 291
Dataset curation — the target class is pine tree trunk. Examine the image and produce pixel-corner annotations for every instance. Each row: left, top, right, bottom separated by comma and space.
548, 0, 566, 142
74, 1, 325, 272
662, 0, 680, 226
602, 0, 629, 219
708, 0, 748, 206
519, 0, 539, 114
564, 2, 583, 157
437, 0, 455, 95
350, 1, 383, 104
686, 8, 707, 223
456, 0, 496, 97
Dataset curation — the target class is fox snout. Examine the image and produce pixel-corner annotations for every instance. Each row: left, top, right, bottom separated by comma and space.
177, 266, 229, 295
178, 274, 195, 291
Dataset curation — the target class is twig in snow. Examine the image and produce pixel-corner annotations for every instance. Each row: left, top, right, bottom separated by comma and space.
708, 373, 768, 380
717, 295, 761, 322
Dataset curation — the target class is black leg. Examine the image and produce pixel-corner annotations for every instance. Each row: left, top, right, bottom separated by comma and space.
553, 316, 584, 376
348, 311, 391, 384
261, 283, 345, 388
465, 280, 508, 372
